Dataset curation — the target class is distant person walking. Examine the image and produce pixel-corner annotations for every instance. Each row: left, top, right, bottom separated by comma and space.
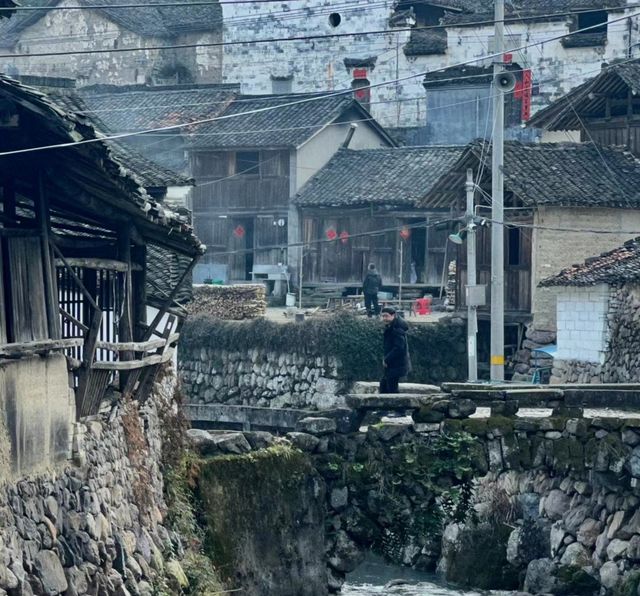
362, 263, 382, 317
380, 306, 411, 394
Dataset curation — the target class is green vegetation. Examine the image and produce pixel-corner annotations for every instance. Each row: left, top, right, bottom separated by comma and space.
181, 313, 467, 384
318, 432, 483, 565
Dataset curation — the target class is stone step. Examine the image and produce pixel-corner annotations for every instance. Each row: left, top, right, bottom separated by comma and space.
351, 381, 441, 395
345, 393, 447, 411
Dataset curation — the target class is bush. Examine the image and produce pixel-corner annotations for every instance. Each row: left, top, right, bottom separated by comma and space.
181, 313, 467, 385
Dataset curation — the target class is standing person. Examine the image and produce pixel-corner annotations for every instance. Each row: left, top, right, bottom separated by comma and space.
362, 263, 382, 317
380, 306, 411, 394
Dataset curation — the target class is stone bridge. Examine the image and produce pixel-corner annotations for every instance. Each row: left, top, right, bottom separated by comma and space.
185, 382, 640, 595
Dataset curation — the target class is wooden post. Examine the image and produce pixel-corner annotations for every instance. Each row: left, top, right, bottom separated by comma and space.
118, 225, 133, 390
36, 171, 61, 339
132, 243, 147, 341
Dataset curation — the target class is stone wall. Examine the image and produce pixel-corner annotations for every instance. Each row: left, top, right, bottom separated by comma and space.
552, 284, 640, 384
0, 374, 187, 596
180, 346, 344, 410
221, 2, 638, 130
531, 207, 640, 333
188, 387, 640, 594
1, 0, 222, 86
178, 315, 467, 409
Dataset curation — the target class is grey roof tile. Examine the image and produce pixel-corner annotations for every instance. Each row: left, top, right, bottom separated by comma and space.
295, 146, 465, 207
420, 141, 640, 209
79, 86, 392, 149
539, 237, 640, 287
50, 91, 192, 188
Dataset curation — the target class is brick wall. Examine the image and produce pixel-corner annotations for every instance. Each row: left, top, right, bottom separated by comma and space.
532, 206, 640, 331
556, 285, 609, 363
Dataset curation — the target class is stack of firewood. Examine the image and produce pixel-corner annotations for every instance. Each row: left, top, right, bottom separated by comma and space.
187, 284, 267, 319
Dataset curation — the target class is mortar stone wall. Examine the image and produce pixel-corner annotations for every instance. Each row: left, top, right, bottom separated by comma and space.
179, 346, 345, 410
0, 0, 222, 86
222, 2, 640, 129
0, 374, 183, 596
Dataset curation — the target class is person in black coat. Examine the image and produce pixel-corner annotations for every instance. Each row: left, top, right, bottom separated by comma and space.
362, 263, 382, 317
380, 306, 411, 394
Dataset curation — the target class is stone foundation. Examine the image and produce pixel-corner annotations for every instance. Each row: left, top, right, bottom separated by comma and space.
0, 373, 186, 596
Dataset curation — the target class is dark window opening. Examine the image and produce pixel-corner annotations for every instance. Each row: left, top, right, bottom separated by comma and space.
396, 2, 444, 26
329, 13, 341, 27
352, 78, 371, 110
578, 10, 607, 34
508, 227, 521, 266
235, 151, 260, 176
563, 10, 607, 47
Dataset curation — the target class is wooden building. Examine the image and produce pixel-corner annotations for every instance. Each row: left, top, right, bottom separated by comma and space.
529, 60, 640, 154
0, 74, 203, 442
294, 146, 465, 290
76, 86, 395, 285
420, 140, 640, 340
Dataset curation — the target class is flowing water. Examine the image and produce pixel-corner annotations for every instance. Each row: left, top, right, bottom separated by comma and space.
342, 556, 513, 596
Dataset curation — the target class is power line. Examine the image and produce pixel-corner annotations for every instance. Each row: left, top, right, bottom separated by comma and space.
0, 7, 637, 60
1, 13, 638, 159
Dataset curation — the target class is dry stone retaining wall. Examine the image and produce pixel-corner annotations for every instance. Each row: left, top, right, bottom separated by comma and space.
0, 376, 184, 596
180, 346, 344, 410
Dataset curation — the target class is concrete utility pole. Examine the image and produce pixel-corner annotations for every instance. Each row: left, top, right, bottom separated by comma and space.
465, 169, 478, 382
490, 0, 505, 381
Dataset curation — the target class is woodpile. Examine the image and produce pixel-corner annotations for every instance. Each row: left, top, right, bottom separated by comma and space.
187, 284, 267, 319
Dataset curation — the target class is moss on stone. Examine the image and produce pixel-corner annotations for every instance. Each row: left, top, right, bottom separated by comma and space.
460, 418, 488, 436
197, 446, 322, 583
413, 407, 445, 424
486, 416, 515, 436
554, 565, 599, 595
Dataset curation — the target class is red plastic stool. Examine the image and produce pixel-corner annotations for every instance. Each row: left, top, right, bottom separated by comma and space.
414, 296, 432, 315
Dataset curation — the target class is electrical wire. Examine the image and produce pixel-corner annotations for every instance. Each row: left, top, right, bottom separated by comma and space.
0, 6, 638, 59
2, 12, 639, 159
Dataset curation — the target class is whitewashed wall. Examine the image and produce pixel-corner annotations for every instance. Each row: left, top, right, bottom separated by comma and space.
555, 285, 610, 363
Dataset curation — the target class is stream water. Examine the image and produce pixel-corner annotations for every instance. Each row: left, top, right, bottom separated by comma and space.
342, 556, 513, 596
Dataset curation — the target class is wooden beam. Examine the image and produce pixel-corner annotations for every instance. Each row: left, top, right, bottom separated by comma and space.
59, 307, 89, 333
36, 171, 61, 339
50, 241, 100, 312
132, 243, 147, 341
0, 337, 83, 357
53, 257, 133, 272
2, 176, 16, 225
95, 333, 178, 352
91, 347, 175, 371
143, 256, 198, 341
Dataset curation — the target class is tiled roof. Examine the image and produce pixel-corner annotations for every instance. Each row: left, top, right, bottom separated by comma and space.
420, 141, 640, 209
442, 0, 624, 25
50, 92, 192, 188
78, 84, 237, 132
539, 237, 640, 287
295, 146, 465, 207
528, 60, 640, 130
0, 75, 202, 256
79, 86, 394, 149
188, 93, 392, 149
404, 29, 447, 56
0, 0, 221, 46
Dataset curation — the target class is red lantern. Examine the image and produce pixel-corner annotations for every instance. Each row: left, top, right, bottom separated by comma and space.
399, 227, 411, 240
326, 228, 337, 241
339, 231, 349, 244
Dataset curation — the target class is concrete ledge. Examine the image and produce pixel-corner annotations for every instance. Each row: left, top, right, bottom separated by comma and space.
345, 393, 447, 411
351, 382, 441, 395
